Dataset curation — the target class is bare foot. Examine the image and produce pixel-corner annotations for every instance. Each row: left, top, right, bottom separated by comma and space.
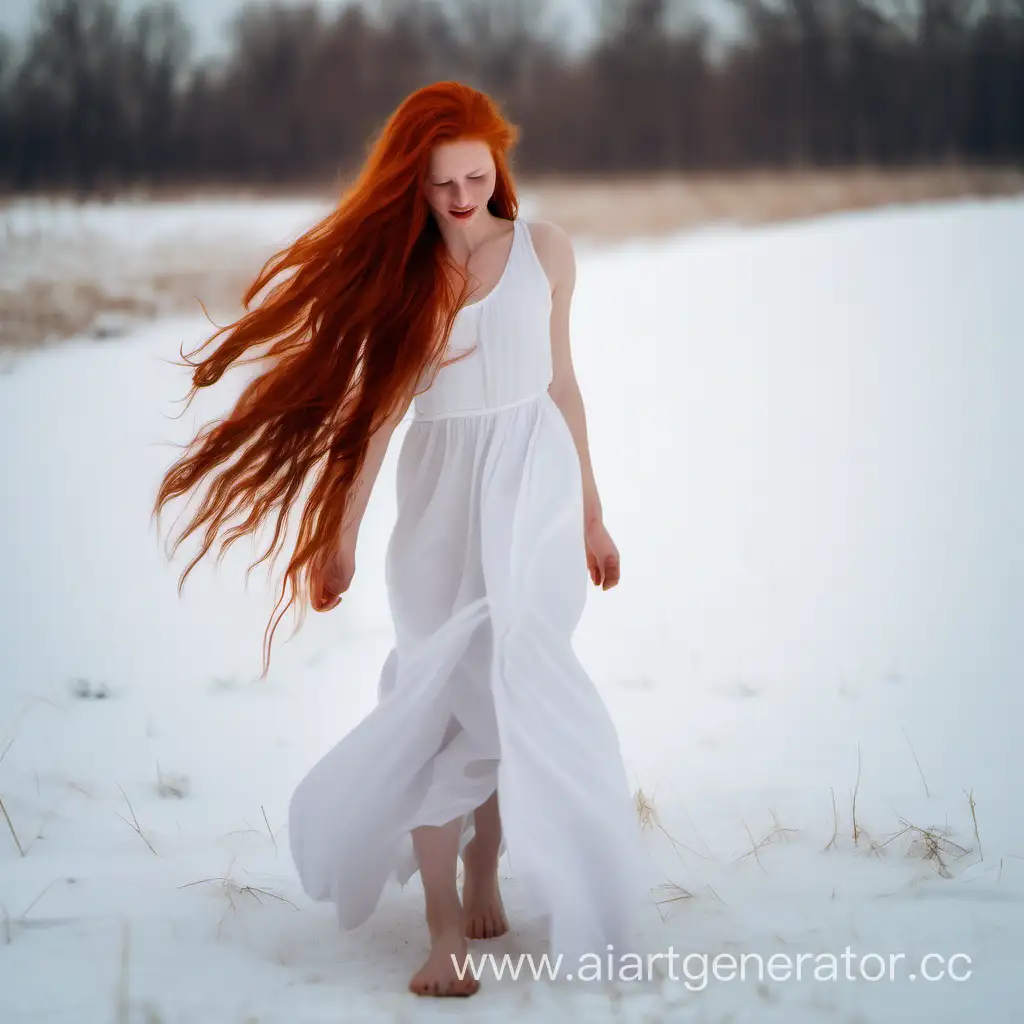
462, 843, 509, 940
409, 919, 480, 997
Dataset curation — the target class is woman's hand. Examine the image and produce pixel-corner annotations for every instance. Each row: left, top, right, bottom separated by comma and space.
310, 532, 357, 612
585, 517, 620, 590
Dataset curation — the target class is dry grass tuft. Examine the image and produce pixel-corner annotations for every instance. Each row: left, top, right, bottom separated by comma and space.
178, 858, 297, 938
822, 786, 840, 853
1, 877, 76, 945
0, 794, 24, 857
874, 817, 973, 878
634, 786, 661, 832
851, 742, 863, 846
634, 785, 717, 865
115, 783, 158, 856
652, 879, 695, 920
965, 788, 982, 862
260, 804, 278, 855
902, 727, 931, 799
732, 811, 799, 873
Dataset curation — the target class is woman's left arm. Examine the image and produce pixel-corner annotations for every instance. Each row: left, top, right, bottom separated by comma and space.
542, 222, 620, 590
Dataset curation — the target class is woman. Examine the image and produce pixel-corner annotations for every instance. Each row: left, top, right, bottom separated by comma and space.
154, 81, 651, 997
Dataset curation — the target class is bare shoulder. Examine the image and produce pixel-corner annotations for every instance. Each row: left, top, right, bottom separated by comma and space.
522, 219, 576, 296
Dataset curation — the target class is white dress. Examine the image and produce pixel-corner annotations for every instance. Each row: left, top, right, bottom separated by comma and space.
288, 215, 652, 965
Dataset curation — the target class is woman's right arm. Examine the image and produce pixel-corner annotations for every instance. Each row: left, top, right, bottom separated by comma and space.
312, 394, 412, 612
340, 395, 412, 542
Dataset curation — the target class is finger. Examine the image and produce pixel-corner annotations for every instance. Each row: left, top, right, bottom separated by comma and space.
603, 556, 619, 589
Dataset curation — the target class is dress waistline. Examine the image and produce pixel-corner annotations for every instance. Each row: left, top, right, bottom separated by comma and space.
411, 389, 549, 423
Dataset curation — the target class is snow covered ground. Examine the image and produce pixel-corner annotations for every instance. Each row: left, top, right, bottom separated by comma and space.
1, 196, 1022, 1022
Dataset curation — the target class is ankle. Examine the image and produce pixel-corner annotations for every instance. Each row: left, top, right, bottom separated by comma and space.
463, 838, 500, 875
424, 894, 464, 938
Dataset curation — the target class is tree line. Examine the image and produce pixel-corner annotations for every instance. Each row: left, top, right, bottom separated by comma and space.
1, 0, 1021, 194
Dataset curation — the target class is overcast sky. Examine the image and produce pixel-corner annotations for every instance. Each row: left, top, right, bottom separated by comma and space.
0, 0, 741, 56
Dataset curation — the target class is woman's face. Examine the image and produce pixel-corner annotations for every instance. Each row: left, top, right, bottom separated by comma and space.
424, 139, 496, 228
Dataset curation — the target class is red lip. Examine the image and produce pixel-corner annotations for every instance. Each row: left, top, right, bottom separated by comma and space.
450, 206, 476, 219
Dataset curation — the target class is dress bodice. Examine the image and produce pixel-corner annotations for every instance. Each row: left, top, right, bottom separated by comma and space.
412, 217, 554, 421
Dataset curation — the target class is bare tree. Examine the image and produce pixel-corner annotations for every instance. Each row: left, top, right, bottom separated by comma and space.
0, 0, 1020, 191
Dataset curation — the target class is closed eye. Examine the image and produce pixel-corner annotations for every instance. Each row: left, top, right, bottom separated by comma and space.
433, 174, 486, 186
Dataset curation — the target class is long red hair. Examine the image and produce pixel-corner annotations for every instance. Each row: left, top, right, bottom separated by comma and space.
152, 81, 521, 677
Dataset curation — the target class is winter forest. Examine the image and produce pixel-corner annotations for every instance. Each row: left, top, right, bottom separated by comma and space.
1, 0, 1022, 193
